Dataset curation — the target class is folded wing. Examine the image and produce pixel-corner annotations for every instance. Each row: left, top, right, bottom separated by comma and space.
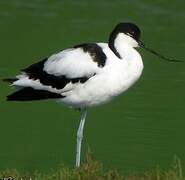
5, 43, 107, 101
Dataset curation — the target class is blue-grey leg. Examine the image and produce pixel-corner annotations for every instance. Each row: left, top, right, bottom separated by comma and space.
76, 108, 87, 167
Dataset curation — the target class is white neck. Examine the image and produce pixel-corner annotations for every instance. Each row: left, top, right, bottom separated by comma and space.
114, 33, 139, 58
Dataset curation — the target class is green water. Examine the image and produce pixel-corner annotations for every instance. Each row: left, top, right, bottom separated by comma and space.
1, 0, 185, 174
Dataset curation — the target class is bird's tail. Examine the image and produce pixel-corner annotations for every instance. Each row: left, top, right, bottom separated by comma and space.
6, 87, 63, 101
2, 78, 18, 83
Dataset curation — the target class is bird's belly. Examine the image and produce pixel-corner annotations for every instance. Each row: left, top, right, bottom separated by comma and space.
58, 67, 143, 108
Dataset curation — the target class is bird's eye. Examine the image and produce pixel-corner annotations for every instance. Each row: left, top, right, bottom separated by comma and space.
126, 32, 133, 37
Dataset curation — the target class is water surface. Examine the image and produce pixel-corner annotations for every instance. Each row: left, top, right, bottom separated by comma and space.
0, 0, 185, 174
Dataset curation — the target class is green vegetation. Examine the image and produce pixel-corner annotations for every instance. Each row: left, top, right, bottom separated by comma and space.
0, 153, 184, 180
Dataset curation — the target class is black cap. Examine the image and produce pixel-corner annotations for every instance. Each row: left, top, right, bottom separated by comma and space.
108, 22, 141, 58
110, 22, 141, 42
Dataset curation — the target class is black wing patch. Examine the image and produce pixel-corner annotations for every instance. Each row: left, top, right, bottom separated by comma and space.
74, 43, 106, 67
7, 87, 64, 101
22, 58, 93, 90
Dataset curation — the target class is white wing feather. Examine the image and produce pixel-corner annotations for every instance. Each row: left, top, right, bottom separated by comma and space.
44, 48, 101, 78
13, 47, 102, 94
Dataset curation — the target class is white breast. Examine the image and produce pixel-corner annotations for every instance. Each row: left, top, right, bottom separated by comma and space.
59, 43, 144, 108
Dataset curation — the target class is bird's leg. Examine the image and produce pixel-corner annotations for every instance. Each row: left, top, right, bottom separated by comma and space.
76, 108, 87, 167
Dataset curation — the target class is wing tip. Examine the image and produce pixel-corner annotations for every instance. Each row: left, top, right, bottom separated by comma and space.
6, 94, 16, 101
5, 87, 64, 101
2, 78, 18, 84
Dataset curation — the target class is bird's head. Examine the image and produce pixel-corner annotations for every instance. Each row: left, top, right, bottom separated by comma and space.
109, 22, 182, 62
109, 22, 141, 48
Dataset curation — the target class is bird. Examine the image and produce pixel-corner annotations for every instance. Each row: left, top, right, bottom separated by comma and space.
3, 22, 181, 167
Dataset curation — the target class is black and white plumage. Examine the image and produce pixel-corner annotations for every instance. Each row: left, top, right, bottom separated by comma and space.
4, 22, 144, 167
